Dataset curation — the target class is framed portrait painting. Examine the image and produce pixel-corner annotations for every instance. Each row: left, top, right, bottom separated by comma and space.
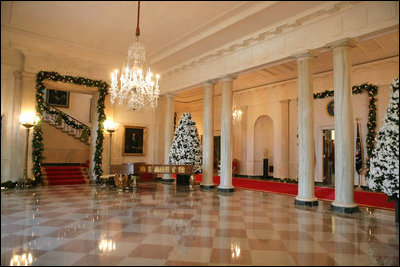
123, 125, 146, 156
46, 89, 70, 108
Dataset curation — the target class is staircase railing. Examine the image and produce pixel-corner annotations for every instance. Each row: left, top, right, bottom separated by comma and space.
42, 104, 91, 144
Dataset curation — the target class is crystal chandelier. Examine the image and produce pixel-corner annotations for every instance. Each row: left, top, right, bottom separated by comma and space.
110, 1, 160, 111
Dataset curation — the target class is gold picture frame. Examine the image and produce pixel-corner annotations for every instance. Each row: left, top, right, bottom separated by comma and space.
122, 125, 146, 156
46, 89, 70, 108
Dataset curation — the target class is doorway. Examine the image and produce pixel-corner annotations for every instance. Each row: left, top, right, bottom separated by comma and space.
213, 136, 221, 173
323, 129, 335, 185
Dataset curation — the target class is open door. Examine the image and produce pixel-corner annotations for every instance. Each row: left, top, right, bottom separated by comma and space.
323, 129, 335, 185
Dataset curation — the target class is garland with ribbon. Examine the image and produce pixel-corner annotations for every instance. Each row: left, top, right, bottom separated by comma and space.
44, 105, 90, 135
313, 83, 378, 178
33, 71, 108, 185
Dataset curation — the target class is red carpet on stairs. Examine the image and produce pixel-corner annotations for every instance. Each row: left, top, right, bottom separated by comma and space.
194, 175, 395, 211
43, 164, 88, 186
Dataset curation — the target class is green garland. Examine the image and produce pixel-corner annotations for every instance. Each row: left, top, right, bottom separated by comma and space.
33, 71, 108, 185
313, 83, 378, 178
43, 105, 90, 134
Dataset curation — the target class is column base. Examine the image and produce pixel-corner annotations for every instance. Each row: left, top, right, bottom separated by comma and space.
331, 203, 359, 214
295, 199, 319, 207
218, 187, 234, 193
162, 179, 175, 184
200, 184, 215, 190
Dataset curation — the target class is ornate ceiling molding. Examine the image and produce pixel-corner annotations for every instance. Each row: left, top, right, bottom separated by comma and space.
162, 1, 360, 77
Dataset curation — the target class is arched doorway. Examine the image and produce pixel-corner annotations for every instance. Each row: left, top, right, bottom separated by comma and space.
254, 115, 274, 177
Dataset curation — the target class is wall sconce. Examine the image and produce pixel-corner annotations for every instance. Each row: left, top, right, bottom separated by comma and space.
19, 112, 40, 182
232, 107, 243, 122
103, 120, 119, 174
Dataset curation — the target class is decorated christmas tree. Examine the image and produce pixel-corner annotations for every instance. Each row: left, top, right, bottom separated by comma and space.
168, 113, 202, 173
368, 78, 399, 201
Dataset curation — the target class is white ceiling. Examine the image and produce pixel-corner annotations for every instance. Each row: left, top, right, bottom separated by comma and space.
1, 1, 327, 74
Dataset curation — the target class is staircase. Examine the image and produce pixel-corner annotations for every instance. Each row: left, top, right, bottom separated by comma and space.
42, 162, 90, 186
42, 104, 91, 145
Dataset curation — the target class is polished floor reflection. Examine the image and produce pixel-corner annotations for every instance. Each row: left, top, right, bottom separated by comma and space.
1, 183, 398, 266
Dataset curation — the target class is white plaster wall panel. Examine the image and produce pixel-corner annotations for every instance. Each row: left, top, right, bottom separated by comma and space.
285, 30, 307, 52
111, 105, 156, 166
307, 16, 342, 47
1, 65, 19, 181
252, 42, 268, 61
289, 99, 298, 180
238, 49, 253, 67
57, 93, 92, 126
42, 122, 89, 163
266, 37, 286, 62
343, 5, 367, 32
367, 1, 398, 26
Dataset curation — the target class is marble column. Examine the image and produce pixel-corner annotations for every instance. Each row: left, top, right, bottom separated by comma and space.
218, 75, 236, 193
89, 91, 100, 181
294, 51, 318, 206
163, 94, 175, 182
327, 38, 359, 213
201, 81, 216, 189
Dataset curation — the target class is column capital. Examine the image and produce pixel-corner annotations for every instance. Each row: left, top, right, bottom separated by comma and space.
326, 38, 357, 50
13, 71, 23, 80
292, 50, 318, 60
203, 80, 217, 86
279, 99, 290, 104
163, 93, 175, 99
21, 71, 36, 80
220, 74, 237, 82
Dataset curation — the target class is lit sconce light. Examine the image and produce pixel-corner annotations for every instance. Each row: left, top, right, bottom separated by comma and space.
331, 130, 335, 141
19, 112, 40, 128
230, 243, 241, 259
19, 112, 40, 182
232, 107, 243, 122
103, 120, 119, 175
10, 251, 34, 266
103, 120, 119, 134
98, 237, 116, 253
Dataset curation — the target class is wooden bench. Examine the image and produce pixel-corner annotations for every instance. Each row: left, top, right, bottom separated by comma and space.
100, 163, 195, 190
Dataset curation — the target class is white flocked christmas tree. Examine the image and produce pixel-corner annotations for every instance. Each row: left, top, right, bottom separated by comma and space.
168, 113, 202, 173
368, 78, 399, 200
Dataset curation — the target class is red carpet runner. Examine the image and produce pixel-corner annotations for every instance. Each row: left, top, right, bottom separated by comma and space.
43, 164, 88, 186
195, 175, 395, 211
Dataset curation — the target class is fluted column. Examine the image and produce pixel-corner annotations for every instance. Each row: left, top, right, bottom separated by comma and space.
327, 38, 359, 213
218, 75, 236, 193
294, 51, 318, 206
201, 81, 216, 189
163, 94, 175, 182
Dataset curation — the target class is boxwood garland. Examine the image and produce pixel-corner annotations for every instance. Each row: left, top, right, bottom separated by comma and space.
44, 106, 90, 135
313, 83, 378, 178
33, 71, 108, 185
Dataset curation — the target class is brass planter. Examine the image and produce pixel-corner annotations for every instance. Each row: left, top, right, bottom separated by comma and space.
114, 174, 128, 191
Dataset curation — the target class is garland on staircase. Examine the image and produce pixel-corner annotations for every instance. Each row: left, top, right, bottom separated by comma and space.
33, 71, 108, 185
45, 106, 90, 134
313, 83, 378, 178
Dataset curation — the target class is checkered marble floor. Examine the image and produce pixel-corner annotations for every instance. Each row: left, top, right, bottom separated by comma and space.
1, 183, 398, 266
